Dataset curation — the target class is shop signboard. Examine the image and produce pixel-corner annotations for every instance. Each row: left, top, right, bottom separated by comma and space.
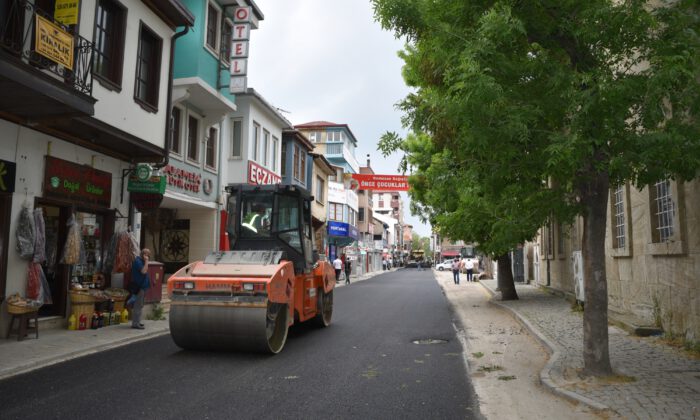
43, 156, 112, 207
350, 174, 409, 192
248, 160, 281, 185
54, 0, 80, 26
230, 6, 251, 94
127, 175, 165, 194
35, 15, 74, 70
0, 159, 16, 193
328, 181, 346, 204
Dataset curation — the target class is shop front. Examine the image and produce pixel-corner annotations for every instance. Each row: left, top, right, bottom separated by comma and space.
327, 221, 358, 262
0, 158, 17, 303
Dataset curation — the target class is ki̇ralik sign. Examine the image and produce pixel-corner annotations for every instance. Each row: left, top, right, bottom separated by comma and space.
229, 6, 251, 93
350, 174, 409, 192
35, 15, 73, 70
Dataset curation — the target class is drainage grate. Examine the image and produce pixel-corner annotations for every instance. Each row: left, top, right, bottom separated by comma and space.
412, 338, 448, 345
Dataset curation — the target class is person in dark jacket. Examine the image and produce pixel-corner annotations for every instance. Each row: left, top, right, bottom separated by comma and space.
344, 258, 352, 285
130, 248, 151, 329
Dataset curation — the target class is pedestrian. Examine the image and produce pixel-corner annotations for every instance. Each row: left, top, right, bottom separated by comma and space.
465, 258, 475, 282
417, 260, 422, 271
389, 257, 393, 268
130, 248, 151, 329
344, 257, 352, 284
333, 255, 343, 283
383, 258, 387, 271
451, 257, 460, 285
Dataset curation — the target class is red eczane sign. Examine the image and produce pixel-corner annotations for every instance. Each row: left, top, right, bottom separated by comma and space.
351, 174, 409, 191
248, 161, 281, 185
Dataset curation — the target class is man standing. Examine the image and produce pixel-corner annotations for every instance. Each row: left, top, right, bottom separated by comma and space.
451, 258, 461, 285
465, 258, 475, 282
333, 255, 343, 283
130, 248, 151, 329
344, 257, 352, 285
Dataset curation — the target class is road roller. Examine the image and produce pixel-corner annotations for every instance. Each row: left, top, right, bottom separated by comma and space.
167, 184, 335, 353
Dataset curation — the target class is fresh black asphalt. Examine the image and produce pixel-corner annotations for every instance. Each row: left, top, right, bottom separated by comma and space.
0, 268, 479, 419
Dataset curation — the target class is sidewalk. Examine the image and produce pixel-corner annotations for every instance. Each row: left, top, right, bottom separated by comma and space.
478, 279, 700, 419
0, 267, 397, 381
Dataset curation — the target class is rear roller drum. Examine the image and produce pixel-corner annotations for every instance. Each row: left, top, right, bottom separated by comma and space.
313, 289, 333, 328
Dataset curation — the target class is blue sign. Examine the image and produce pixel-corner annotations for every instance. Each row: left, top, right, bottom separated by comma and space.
328, 221, 359, 240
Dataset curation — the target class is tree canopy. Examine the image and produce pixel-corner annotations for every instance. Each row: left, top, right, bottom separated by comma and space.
372, 0, 700, 376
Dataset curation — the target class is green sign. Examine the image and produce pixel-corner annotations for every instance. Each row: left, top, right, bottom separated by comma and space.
128, 175, 165, 194
135, 164, 153, 182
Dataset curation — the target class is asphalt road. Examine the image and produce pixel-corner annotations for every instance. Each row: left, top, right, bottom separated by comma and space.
0, 268, 478, 420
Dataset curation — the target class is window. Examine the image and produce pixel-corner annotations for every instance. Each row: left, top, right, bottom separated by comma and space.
378, 195, 385, 208
272, 136, 279, 171
231, 119, 242, 158
308, 132, 318, 142
329, 203, 342, 221
293, 145, 300, 180
281, 144, 287, 177
315, 176, 324, 204
612, 186, 625, 249
93, 0, 126, 88
205, 126, 217, 169
300, 152, 306, 184
263, 129, 270, 167
134, 23, 162, 111
221, 19, 233, 64
557, 222, 565, 257
328, 131, 343, 142
205, 2, 220, 54
252, 123, 260, 161
170, 107, 181, 154
187, 115, 199, 161
349, 208, 356, 226
651, 180, 674, 242
359, 208, 365, 222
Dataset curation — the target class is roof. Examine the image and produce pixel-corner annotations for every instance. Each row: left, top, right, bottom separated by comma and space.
294, 121, 359, 146
310, 153, 335, 175
148, 0, 195, 28
282, 129, 314, 151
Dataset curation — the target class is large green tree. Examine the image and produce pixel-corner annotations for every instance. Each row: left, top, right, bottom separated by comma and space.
373, 0, 700, 376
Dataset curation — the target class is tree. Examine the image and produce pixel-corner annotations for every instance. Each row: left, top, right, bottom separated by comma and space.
373, 0, 700, 376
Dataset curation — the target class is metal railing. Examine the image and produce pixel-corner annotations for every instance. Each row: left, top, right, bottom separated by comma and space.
0, 0, 93, 95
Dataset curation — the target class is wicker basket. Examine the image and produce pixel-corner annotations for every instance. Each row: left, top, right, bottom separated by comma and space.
7, 303, 39, 315
69, 291, 95, 304
71, 302, 95, 320
112, 296, 127, 312
104, 288, 128, 312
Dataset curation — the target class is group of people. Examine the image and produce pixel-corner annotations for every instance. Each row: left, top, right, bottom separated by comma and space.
450, 257, 475, 285
332, 255, 352, 285
382, 257, 394, 271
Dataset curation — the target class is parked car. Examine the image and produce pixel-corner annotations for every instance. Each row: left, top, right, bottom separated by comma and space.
436, 259, 455, 271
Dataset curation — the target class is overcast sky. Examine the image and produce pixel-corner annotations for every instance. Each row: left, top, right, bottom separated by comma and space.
245, 0, 432, 238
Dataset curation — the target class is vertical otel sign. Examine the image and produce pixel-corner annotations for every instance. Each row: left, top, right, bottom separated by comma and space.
230, 6, 251, 94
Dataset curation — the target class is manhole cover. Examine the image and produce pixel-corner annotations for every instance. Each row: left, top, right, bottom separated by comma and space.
412, 338, 448, 345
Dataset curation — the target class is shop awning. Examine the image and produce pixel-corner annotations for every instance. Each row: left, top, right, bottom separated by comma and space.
441, 251, 460, 257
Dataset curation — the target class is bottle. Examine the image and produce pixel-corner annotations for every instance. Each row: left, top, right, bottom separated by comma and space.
91, 312, 99, 329
112, 311, 120, 325
121, 308, 129, 323
79, 314, 87, 330
68, 314, 77, 330
97, 312, 104, 328
103, 311, 111, 327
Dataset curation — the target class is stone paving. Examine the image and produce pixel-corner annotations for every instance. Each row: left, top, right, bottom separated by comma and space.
480, 279, 700, 420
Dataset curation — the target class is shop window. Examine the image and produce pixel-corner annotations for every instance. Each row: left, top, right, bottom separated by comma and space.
231, 119, 242, 158
93, 0, 126, 89
134, 23, 162, 112
205, 126, 218, 170
187, 115, 199, 162
205, 2, 221, 55
170, 107, 182, 155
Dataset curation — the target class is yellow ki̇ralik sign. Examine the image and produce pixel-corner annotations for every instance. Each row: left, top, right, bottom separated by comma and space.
35, 15, 74, 70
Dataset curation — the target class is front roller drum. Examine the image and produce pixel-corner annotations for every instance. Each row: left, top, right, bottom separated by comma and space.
169, 301, 289, 353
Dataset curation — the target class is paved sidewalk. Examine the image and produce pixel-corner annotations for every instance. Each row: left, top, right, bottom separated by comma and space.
479, 279, 700, 420
0, 267, 397, 381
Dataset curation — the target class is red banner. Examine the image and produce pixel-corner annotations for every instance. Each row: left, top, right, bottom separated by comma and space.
350, 174, 409, 191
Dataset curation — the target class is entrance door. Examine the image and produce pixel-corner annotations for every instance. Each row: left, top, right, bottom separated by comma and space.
0, 193, 11, 301
40, 204, 71, 317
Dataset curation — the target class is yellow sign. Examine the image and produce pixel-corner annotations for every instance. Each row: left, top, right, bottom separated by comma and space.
35, 15, 74, 70
55, 0, 80, 26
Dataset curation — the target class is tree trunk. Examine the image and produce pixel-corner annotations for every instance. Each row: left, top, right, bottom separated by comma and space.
581, 171, 613, 376
496, 253, 519, 300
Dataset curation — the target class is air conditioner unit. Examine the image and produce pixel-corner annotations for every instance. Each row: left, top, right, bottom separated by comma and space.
572, 251, 584, 302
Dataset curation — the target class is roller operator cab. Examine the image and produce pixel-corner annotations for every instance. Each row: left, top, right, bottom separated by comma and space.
167, 184, 335, 354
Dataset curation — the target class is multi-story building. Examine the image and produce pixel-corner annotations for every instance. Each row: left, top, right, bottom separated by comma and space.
357, 158, 382, 273
310, 153, 334, 259
280, 129, 313, 191
0, 0, 194, 329
296, 121, 360, 262
373, 191, 404, 263
146, 0, 262, 274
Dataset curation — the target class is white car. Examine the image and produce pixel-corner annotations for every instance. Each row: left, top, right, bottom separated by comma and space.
436, 259, 455, 271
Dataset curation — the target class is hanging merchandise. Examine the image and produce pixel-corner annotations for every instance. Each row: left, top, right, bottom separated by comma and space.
60, 214, 81, 265
103, 232, 118, 274
33, 208, 46, 263
113, 231, 138, 273
25, 261, 52, 305
15, 206, 35, 260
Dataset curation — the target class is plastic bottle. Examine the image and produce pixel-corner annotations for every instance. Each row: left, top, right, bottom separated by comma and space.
91, 312, 99, 329
79, 314, 87, 330
103, 311, 111, 327
121, 308, 129, 323
68, 314, 77, 330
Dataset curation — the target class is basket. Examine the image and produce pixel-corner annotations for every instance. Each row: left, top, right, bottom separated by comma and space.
71, 302, 94, 320
7, 303, 39, 315
112, 296, 127, 312
69, 291, 95, 304
105, 288, 128, 312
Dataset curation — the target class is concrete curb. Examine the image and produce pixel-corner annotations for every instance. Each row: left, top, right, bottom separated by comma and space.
478, 282, 611, 414
0, 327, 170, 381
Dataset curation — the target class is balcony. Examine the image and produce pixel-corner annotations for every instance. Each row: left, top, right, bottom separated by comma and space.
0, 0, 95, 121
324, 142, 359, 173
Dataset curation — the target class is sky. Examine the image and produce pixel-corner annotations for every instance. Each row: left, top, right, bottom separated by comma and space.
245, 0, 432, 238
